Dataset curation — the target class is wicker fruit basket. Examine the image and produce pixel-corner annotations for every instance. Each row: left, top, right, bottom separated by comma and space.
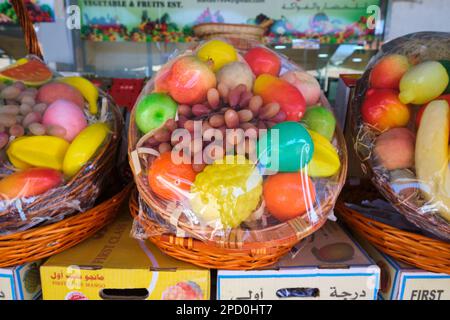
0, 60, 122, 234
0, 0, 125, 234
193, 23, 266, 41
129, 189, 294, 269
0, 184, 132, 268
0, 87, 122, 234
337, 202, 450, 274
128, 38, 347, 268
0, 0, 129, 265
351, 32, 450, 241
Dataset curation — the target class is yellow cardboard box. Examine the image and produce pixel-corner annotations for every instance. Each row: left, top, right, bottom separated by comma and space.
40, 214, 210, 300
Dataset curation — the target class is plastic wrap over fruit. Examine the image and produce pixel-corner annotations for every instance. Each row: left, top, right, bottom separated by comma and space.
352, 32, 450, 241
0, 56, 118, 235
129, 39, 347, 244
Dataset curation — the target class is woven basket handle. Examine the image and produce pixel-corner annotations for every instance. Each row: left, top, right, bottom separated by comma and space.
12, 0, 43, 59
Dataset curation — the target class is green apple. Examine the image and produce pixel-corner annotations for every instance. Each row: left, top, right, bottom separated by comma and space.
301, 106, 336, 141
135, 93, 177, 133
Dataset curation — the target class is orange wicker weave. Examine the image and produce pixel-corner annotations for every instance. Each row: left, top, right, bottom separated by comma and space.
0, 184, 132, 268
336, 201, 450, 274
193, 23, 267, 50
193, 23, 265, 38
129, 189, 295, 270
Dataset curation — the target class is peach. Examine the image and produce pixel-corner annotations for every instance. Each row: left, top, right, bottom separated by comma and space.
281, 71, 321, 106
37, 82, 85, 109
42, 100, 87, 142
369, 54, 410, 90
374, 127, 415, 170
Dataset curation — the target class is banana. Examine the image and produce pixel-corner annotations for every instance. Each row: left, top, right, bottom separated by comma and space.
58, 76, 99, 115
415, 99, 450, 221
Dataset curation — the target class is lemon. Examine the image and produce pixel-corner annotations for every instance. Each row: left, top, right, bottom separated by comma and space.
190, 155, 262, 228
197, 40, 238, 72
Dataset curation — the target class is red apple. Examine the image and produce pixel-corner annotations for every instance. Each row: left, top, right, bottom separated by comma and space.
244, 47, 281, 77
415, 94, 450, 128
167, 56, 217, 105
369, 54, 410, 90
361, 88, 410, 131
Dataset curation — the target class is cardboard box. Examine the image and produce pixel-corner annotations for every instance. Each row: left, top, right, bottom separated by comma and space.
40, 214, 210, 300
356, 236, 450, 300
0, 260, 43, 300
217, 222, 380, 300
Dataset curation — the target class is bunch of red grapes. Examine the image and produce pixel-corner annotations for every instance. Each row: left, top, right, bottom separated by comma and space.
144, 82, 286, 172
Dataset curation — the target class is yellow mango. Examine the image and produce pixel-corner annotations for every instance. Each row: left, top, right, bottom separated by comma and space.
7, 136, 69, 171
306, 130, 341, 178
63, 123, 110, 178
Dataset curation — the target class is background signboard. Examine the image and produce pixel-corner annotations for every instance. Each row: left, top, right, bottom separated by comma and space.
79, 0, 382, 44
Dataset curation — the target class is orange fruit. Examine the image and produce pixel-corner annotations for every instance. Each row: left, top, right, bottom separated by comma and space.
148, 151, 197, 201
263, 173, 316, 221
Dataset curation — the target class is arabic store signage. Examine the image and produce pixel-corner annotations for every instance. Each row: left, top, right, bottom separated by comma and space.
79, 0, 381, 44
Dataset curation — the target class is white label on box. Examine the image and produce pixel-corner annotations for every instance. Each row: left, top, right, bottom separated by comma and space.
218, 268, 379, 300
0, 275, 15, 300
399, 275, 450, 300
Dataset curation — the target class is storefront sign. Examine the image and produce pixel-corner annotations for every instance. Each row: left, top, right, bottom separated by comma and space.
79, 0, 382, 44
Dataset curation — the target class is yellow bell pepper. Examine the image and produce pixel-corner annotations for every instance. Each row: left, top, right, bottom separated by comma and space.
7, 136, 69, 171
63, 123, 110, 178
307, 130, 341, 178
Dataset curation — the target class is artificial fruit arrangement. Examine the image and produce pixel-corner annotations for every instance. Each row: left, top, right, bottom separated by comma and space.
0, 58, 111, 202
130, 39, 346, 242
356, 32, 450, 240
